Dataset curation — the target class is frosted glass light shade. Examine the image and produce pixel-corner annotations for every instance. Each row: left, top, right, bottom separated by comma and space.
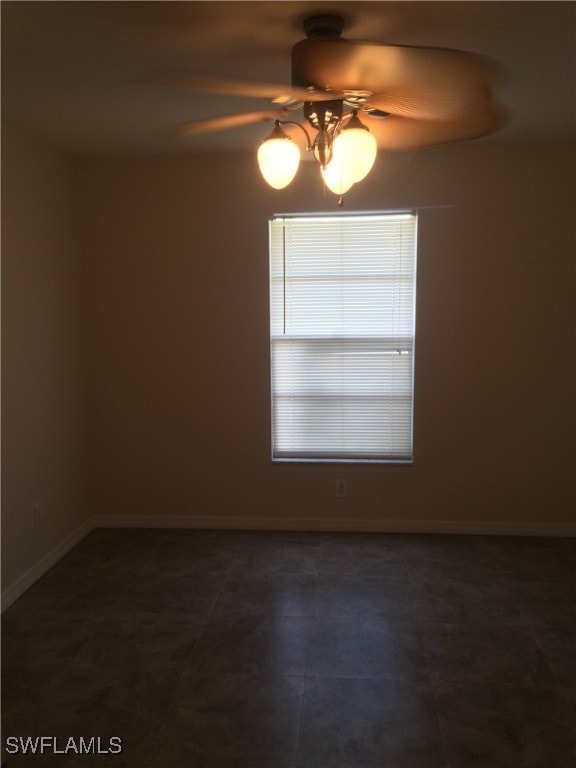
257, 128, 300, 189
333, 114, 377, 183
321, 156, 355, 195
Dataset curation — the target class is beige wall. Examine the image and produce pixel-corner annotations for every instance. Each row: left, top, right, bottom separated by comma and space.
2, 127, 90, 589
2, 129, 573, 597
77, 140, 575, 531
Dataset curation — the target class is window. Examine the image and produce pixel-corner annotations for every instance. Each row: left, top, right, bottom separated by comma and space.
269, 212, 417, 462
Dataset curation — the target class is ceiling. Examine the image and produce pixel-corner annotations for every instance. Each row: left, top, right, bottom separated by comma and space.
2, 1, 575, 155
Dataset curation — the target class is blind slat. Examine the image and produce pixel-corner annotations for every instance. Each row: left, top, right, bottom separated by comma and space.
269, 213, 417, 461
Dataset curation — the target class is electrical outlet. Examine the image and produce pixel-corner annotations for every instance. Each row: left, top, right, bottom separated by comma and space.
33, 502, 42, 528
335, 479, 348, 498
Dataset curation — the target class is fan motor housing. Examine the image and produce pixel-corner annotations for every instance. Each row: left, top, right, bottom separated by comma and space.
291, 14, 346, 91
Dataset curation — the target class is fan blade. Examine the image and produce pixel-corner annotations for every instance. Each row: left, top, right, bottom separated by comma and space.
367, 81, 492, 122
169, 110, 285, 138
295, 39, 497, 118
363, 107, 504, 151
150, 74, 345, 104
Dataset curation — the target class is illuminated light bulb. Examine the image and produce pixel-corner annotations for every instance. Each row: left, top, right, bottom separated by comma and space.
257, 122, 300, 189
321, 155, 355, 195
332, 111, 377, 183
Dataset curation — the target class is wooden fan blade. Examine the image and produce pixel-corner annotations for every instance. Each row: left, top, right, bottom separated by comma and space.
294, 39, 496, 118
363, 106, 504, 151
151, 74, 345, 104
169, 110, 285, 138
367, 81, 492, 122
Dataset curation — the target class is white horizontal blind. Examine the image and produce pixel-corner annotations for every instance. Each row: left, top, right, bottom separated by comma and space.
269, 213, 417, 461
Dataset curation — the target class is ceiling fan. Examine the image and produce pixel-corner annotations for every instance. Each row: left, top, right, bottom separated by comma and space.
159, 13, 502, 198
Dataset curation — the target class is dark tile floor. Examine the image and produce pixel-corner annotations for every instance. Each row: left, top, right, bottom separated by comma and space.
1, 529, 575, 767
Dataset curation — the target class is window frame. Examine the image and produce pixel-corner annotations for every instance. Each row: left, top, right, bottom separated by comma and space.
269, 211, 418, 465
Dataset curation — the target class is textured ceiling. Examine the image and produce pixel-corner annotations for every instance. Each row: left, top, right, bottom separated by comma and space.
2, 1, 575, 154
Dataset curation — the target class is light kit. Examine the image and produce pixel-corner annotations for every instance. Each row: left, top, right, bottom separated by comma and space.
257, 105, 378, 199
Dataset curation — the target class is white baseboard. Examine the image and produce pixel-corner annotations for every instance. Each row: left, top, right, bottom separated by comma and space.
91, 513, 576, 538
1, 519, 93, 612
3, 513, 573, 611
